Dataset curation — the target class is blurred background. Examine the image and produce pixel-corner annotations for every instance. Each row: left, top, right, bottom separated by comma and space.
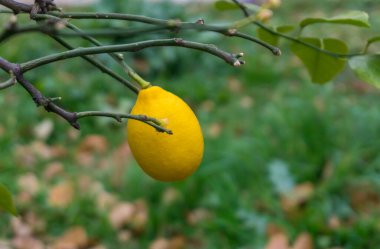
1, 0, 380, 248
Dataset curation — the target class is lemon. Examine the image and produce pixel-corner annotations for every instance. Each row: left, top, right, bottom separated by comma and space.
127, 86, 204, 181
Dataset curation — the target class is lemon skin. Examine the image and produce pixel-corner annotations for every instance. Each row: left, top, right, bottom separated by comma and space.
127, 86, 204, 182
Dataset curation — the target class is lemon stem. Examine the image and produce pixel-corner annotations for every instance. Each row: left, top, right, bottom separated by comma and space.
123, 62, 151, 89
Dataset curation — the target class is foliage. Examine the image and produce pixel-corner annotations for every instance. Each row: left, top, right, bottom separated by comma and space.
215, 0, 380, 86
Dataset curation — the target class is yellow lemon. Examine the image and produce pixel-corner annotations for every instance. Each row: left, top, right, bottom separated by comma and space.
127, 86, 204, 181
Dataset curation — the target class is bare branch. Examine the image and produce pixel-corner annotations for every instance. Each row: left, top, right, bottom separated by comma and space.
0, 71, 16, 89
0, 57, 168, 132
49, 35, 139, 94
0, 0, 32, 13
76, 111, 173, 134
20, 38, 245, 72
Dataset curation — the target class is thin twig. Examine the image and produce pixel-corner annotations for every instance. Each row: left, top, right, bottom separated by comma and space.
49, 35, 139, 93
76, 111, 173, 134
230, 0, 363, 58
0, 56, 168, 132
0, 9, 279, 55
0, 71, 16, 89
0, 0, 32, 13
20, 38, 244, 72
33, 13, 150, 87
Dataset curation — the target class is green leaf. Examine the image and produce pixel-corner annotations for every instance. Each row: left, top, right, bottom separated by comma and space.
276, 25, 295, 33
0, 184, 17, 215
257, 25, 295, 46
214, 0, 240, 11
290, 37, 348, 84
214, 0, 260, 12
300, 11, 370, 28
368, 36, 380, 44
349, 55, 380, 88
257, 27, 279, 46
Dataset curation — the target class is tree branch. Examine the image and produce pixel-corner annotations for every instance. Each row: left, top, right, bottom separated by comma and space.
0, 10, 280, 55
230, 0, 363, 58
0, 0, 32, 13
20, 38, 245, 72
0, 71, 16, 89
0, 57, 80, 128
0, 56, 170, 132
49, 35, 140, 94
0, 20, 140, 93
76, 111, 172, 134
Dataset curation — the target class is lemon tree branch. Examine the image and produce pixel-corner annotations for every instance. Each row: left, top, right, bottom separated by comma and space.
20, 38, 245, 72
231, 0, 363, 58
49, 36, 139, 93
0, 16, 139, 93
0, 9, 280, 55
0, 71, 16, 90
0, 57, 168, 132
32, 14, 151, 88
76, 111, 172, 134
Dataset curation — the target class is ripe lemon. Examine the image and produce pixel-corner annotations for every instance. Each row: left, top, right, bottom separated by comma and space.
127, 86, 204, 181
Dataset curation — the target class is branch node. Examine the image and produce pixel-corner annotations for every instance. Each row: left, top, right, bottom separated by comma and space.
195, 18, 205, 25
233, 60, 241, 67
0, 71, 16, 90
273, 48, 282, 56
48, 96, 62, 102
174, 38, 184, 44
227, 28, 237, 36
234, 52, 244, 58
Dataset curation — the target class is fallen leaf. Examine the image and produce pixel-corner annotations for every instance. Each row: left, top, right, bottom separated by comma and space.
228, 77, 242, 93
200, 100, 215, 113
281, 182, 314, 213
52, 226, 88, 249
68, 128, 80, 141
266, 223, 285, 237
49, 145, 68, 158
17, 173, 40, 196
48, 181, 74, 208
118, 230, 132, 243
169, 236, 186, 249
12, 237, 44, 249
11, 218, 32, 237
78, 135, 108, 154
33, 119, 53, 140
240, 96, 254, 109
292, 233, 313, 249
14, 145, 36, 167
75, 151, 96, 167
109, 202, 135, 229
30, 141, 53, 160
207, 123, 223, 138
24, 211, 46, 234
96, 191, 118, 211
16, 192, 33, 205
187, 209, 212, 226
328, 216, 341, 230
265, 233, 289, 249
0, 240, 11, 249
43, 162, 64, 181
150, 238, 170, 249
130, 200, 148, 233
162, 188, 181, 206
348, 183, 380, 213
